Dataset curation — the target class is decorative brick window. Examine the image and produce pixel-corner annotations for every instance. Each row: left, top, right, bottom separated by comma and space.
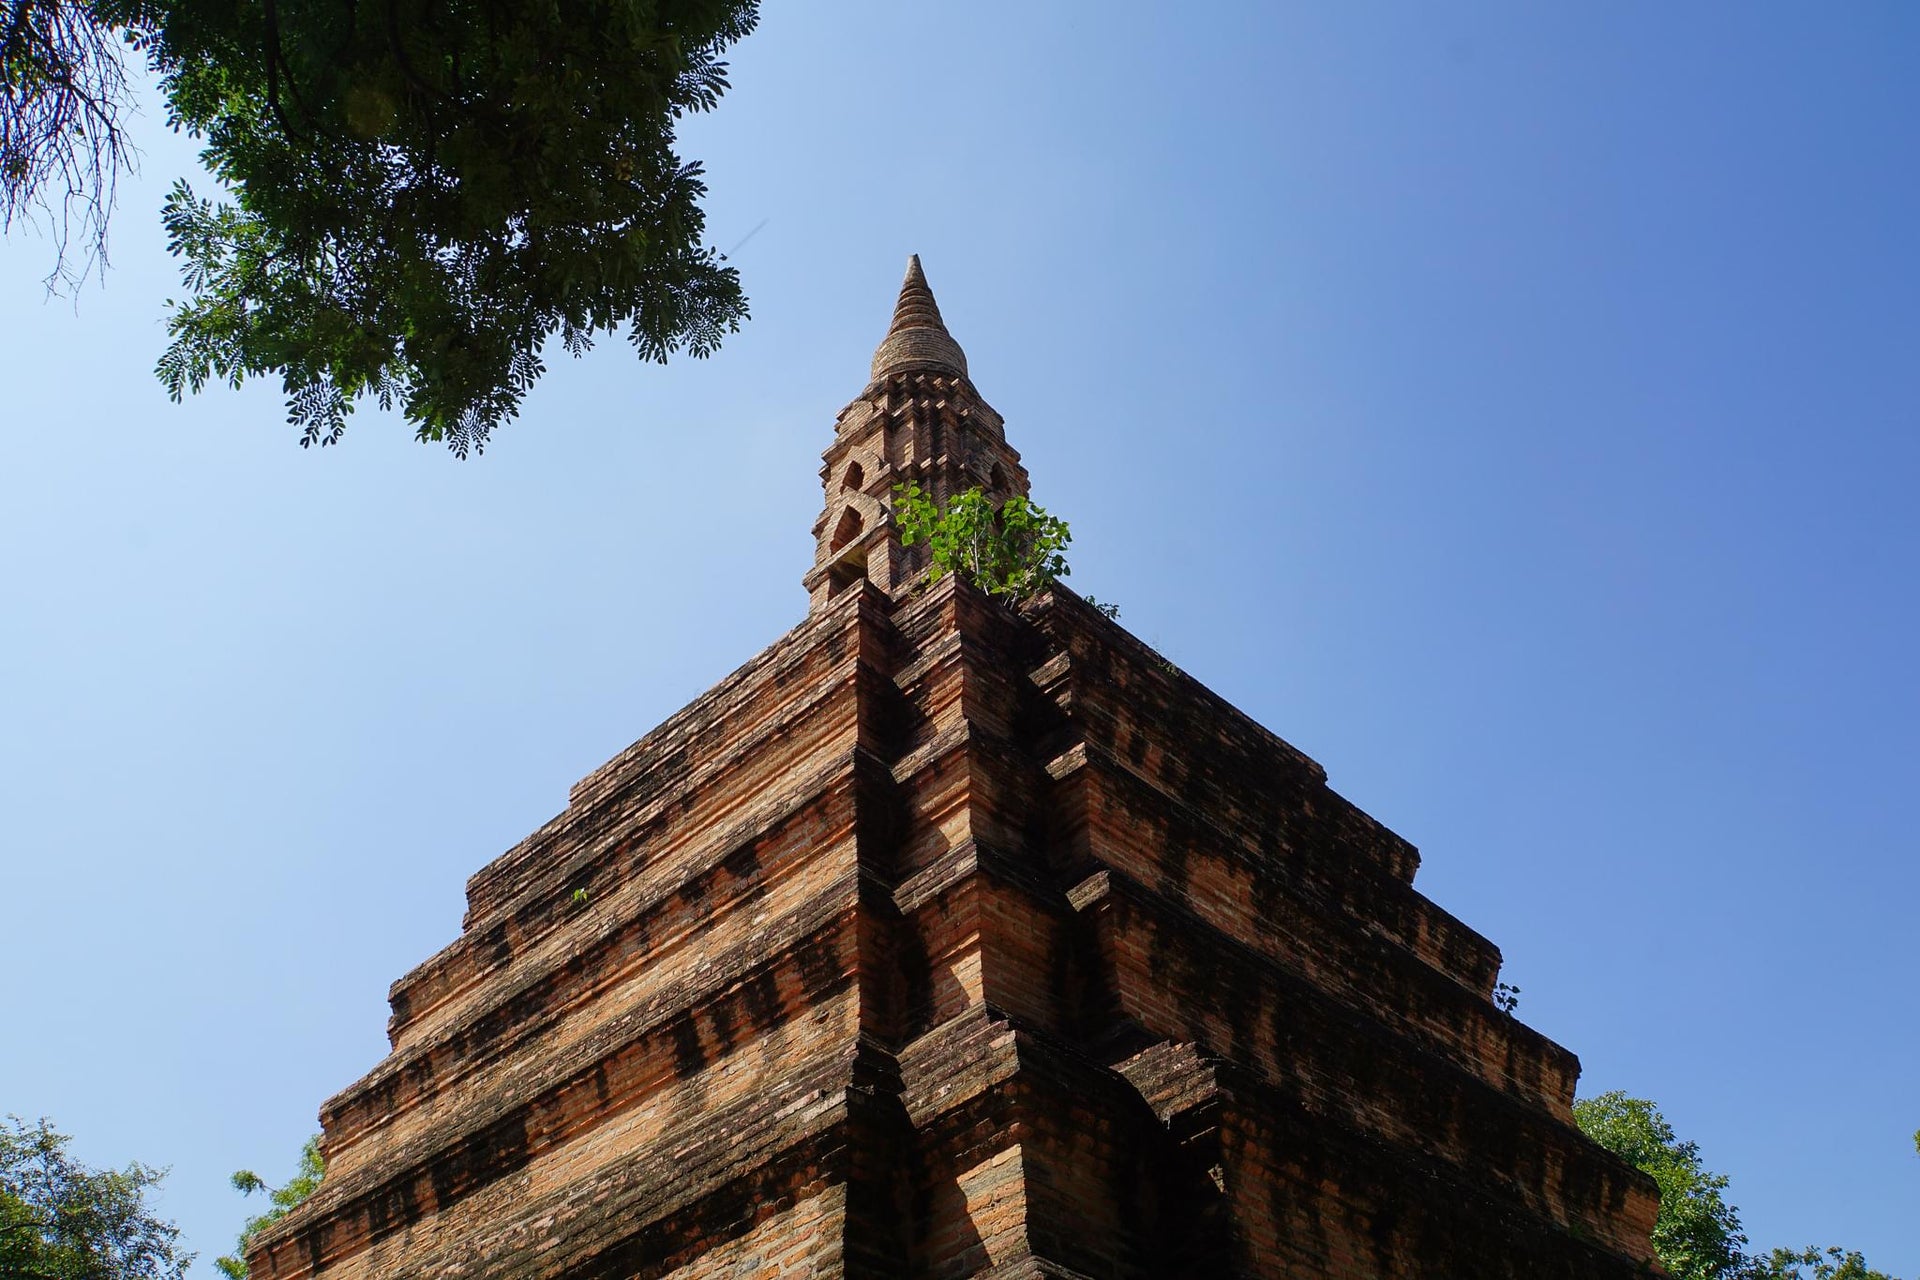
830, 506, 864, 552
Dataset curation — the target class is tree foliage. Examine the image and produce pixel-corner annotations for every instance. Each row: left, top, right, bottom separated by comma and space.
213, 1135, 324, 1280
1575, 1092, 1751, 1280
4, 0, 757, 453
0, 1116, 191, 1280
149, 0, 756, 453
893, 482, 1072, 605
1574, 1093, 1904, 1280
1752, 1247, 1899, 1280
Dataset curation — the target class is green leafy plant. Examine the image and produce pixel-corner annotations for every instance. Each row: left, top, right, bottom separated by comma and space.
1493, 981, 1521, 1014
1082, 595, 1122, 621
214, 1137, 323, 1280
893, 482, 1071, 605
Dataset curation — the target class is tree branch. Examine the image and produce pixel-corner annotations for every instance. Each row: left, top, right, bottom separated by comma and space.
260, 0, 307, 141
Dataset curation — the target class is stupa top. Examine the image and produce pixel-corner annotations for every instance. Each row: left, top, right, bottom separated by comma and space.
869, 254, 969, 381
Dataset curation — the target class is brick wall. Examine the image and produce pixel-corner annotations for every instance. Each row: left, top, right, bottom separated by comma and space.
250, 572, 1658, 1280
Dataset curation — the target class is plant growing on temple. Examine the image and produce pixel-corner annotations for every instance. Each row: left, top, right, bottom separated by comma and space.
0, 1115, 191, 1280
214, 1136, 324, 1280
892, 481, 1071, 605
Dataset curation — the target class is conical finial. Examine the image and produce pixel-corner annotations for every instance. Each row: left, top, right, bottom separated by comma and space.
889, 255, 947, 333
871, 254, 969, 380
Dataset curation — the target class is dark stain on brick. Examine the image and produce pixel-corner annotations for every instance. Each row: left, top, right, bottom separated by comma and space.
364, 1180, 420, 1245
1158, 830, 1191, 900
707, 991, 738, 1058
481, 922, 512, 970
740, 968, 783, 1028
720, 838, 761, 885
676, 876, 707, 912
667, 1012, 705, 1078
591, 1061, 611, 1109
794, 930, 845, 1006
298, 1225, 326, 1276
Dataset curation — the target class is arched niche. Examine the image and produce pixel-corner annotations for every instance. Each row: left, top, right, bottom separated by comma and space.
830, 506, 865, 553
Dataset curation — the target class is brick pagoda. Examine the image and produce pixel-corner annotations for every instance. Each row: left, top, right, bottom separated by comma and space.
249, 258, 1663, 1279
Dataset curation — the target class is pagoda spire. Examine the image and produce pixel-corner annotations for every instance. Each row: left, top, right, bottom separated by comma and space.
870, 254, 969, 381
806, 255, 1027, 609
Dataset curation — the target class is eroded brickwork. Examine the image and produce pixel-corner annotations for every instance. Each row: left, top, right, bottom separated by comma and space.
250, 260, 1661, 1279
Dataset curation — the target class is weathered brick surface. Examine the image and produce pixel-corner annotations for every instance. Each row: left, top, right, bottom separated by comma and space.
252, 260, 1660, 1279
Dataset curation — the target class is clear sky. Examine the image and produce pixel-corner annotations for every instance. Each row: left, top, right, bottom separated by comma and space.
2, 2, 1915, 1272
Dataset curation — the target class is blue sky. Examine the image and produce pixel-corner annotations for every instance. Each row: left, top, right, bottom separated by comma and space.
2, 2, 1915, 1271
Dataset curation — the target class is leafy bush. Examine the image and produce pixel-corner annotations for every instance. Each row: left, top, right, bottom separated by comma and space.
893, 482, 1070, 604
